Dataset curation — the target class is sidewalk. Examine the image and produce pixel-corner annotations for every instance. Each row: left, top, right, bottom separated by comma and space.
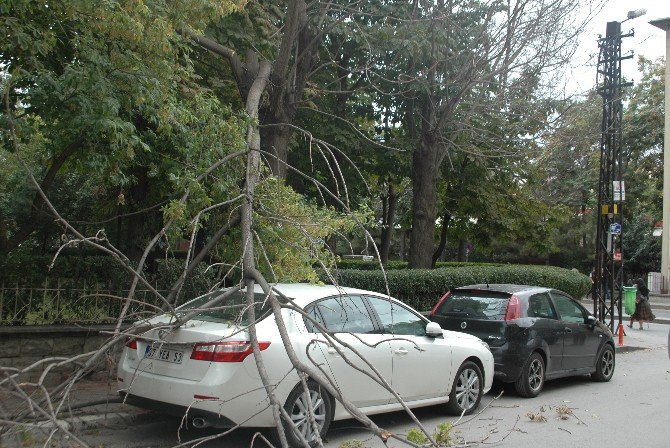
582, 291, 670, 325
648, 292, 670, 308
583, 292, 670, 307
0, 378, 154, 445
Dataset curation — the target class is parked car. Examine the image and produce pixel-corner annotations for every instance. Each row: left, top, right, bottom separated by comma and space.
429, 284, 615, 398
118, 283, 494, 446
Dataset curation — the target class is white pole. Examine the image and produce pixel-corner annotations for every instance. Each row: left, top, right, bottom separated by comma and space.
651, 18, 670, 293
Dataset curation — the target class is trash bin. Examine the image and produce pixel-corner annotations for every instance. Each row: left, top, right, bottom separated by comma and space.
623, 286, 637, 315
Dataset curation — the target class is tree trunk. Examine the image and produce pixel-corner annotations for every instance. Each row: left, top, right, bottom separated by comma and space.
409, 135, 439, 268
0, 138, 82, 257
581, 189, 587, 247
125, 166, 150, 263
261, 122, 292, 178
457, 238, 468, 262
380, 183, 398, 264
432, 212, 451, 267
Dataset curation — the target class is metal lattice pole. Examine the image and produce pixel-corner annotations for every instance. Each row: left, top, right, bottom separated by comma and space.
594, 21, 633, 332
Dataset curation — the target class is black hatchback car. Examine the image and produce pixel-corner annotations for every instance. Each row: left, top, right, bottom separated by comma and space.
429, 284, 615, 397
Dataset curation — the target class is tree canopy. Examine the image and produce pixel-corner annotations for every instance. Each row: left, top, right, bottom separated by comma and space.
2, 0, 662, 283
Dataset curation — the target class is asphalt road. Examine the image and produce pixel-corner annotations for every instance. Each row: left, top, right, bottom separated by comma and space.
46, 324, 670, 448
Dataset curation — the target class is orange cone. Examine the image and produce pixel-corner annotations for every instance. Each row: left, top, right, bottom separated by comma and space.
618, 323, 624, 346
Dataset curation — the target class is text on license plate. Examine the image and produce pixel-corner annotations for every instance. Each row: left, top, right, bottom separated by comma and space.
145, 346, 184, 364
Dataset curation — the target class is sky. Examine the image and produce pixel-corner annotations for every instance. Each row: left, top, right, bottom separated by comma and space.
564, 0, 668, 96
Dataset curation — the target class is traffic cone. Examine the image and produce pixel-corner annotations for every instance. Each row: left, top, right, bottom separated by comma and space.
618, 323, 625, 346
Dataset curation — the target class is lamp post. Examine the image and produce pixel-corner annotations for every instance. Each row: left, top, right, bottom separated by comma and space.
650, 18, 670, 293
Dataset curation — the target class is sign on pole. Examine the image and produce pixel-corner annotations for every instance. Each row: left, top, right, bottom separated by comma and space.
613, 181, 625, 201
610, 223, 622, 235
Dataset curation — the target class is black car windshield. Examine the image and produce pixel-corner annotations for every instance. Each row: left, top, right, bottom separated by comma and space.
437, 291, 510, 320
177, 290, 284, 325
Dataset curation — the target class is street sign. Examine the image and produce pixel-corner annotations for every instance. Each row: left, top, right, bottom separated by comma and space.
614, 251, 622, 262
610, 223, 621, 235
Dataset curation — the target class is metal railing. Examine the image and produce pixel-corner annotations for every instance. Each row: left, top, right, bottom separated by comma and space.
0, 280, 173, 326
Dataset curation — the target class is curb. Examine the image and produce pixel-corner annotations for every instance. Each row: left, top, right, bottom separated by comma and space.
22, 409, 158, 436
582, 300, 670, 311
66, 410, 158, 432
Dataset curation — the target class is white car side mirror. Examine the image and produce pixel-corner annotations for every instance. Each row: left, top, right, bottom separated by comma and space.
425, 321, 443, 338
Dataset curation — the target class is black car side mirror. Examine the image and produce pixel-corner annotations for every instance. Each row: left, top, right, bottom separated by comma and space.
586, 315, 597, 327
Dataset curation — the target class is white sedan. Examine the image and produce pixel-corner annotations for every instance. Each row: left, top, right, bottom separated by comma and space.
117, 283, 494, 445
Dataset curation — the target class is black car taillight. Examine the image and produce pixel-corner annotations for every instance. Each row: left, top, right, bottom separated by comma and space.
504, 295, 521, 321
430, 291, 451, 316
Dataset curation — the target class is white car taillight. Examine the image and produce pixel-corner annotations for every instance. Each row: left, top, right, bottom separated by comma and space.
125, 338, 138, 350
190, 341, 271, 362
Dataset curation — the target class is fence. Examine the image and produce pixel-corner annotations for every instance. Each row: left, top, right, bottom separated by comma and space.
0, 279, 177, 326
647, 272, 664, 294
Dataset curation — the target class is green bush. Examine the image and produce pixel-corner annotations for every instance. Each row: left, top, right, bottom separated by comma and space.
0, 254, 132, 287
334, 259, 502, 270
153, 258, 217, 305
328, 265, 591, 312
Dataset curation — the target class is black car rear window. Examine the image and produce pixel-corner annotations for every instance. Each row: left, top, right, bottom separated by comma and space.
436, 291, 510, 320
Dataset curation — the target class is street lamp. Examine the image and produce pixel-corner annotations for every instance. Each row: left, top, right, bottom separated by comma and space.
650, 17, 670, 293
627, 9, 647, 21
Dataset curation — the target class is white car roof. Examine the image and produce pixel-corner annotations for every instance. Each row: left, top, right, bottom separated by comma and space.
256, 283, 389, 307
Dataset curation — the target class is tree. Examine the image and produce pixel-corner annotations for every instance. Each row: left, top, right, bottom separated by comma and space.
520, 91, 602, 268
0, 0, 247, 262
378, 0, 599, 268
4, 2, 634, 446
620, 56, 666, 274
623, 56, 665, 218
188, 0, 328, 179
2, 2, 443, 447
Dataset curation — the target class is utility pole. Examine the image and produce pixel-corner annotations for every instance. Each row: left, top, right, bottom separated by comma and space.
650, 18, 670, 293
594, 10, 645, 332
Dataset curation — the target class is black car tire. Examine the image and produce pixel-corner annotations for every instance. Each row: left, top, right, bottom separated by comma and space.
591, 344, 615, 382
277, 380, 333, 447
445, 361, 483, 416
515, 352, 545, 398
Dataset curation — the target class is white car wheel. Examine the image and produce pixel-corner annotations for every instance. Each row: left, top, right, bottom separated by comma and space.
446, 361, 483, 415
281, 380, 332, 447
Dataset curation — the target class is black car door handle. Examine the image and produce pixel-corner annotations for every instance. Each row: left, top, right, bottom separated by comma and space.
564, 327, 573, 333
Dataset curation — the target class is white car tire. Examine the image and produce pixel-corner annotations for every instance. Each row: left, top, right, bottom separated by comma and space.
445, 361, 483, 416
279, 380, 333, 447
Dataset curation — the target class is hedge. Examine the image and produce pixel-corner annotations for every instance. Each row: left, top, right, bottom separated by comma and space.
328, 265, 592, 312
335, 259, 502, 270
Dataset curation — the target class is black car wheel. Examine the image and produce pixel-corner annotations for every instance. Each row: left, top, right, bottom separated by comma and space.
279, 380, 332, 447
591, 344, 615, 382
446, 361, 483, 415
515, 352, 545, 398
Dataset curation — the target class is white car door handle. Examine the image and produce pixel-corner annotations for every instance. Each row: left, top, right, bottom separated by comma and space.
327, 346, 339, 355
394, 348, 409, 355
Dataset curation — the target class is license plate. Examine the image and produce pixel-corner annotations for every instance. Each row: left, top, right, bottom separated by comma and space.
145, 345, 184, 364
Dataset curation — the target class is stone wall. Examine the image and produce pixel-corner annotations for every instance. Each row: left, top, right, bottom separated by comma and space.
0, 325, 122, 386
